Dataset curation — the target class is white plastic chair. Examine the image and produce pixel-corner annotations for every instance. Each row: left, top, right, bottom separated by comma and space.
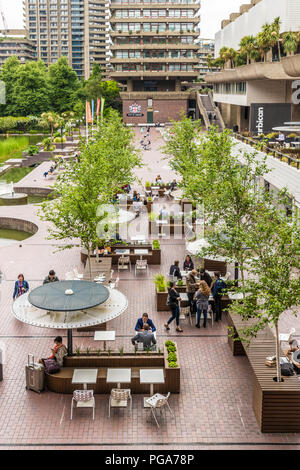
179, 304, 193, 326
109, 277, 119, 289
108, 388, 132, 418
135, 259, 148, 276
73, 267, 83, 280
118, 256, 131, 272
145, 392, 174, 428
71, 390, 95, 420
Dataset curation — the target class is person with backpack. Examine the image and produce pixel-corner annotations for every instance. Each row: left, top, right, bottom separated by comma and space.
211, 272, 227, 322
164, 282, 183, 333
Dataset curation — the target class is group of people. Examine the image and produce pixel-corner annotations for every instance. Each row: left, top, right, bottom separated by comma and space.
43, 164, 57, 179
168, 256, 227, 330
13, 270, 59, 300
140, 126, 151, 150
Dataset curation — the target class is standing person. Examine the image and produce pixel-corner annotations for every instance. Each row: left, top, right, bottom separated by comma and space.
186, 269, 199, 315
165, 282, 183, 333
183, 255, 194, 271
195, 281, 210, 328
199, 268, 212, 288
43, 270, 59, 284
13, 274, 29, 300
211, 272, 227, 322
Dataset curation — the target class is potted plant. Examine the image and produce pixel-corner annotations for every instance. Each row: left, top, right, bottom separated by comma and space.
153, 273, 168, 311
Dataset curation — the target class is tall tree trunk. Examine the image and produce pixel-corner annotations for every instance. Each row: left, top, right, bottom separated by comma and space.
87, 248, 92, 281
275, 322, 282, 383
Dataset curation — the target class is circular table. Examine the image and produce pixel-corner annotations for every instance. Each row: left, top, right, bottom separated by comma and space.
28, 280, 109, 312
13, 282, 127, 355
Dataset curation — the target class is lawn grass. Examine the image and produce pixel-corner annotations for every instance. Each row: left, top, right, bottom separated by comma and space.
0, 167, 33, 183
0, 137, 30, 163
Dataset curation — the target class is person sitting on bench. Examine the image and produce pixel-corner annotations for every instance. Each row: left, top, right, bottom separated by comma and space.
131, 324, 157, 351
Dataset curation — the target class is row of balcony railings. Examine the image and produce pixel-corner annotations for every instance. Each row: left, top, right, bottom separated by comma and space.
233, 133, 300, 170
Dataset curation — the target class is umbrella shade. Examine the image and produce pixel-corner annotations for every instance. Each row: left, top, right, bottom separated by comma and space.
28, 280, 109, 312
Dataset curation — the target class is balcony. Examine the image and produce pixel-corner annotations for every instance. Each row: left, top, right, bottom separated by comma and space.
111, 57, 197, 63
110, 30, 199, 37
110, 43, 198, 49
110, 70, 198, 78
110, 16, 199, 23
110, 3, 197, 8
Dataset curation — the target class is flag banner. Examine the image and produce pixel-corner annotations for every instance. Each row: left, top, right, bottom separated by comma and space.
96, 98, 101, 116
86, 101, 92, 124
100, 97, 105, 120
91, 99, 95, 120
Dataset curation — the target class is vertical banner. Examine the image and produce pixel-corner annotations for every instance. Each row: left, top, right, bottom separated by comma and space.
91, 99, 95, 123
96, 98, 101, 128
86, 101, 92, 141
100, 97, 105, 122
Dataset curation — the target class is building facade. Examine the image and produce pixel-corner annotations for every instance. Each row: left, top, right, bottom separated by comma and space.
215, 0, 300, 56
109, 0, 201, 123
24, 0, 110, 79
0, 29, 36, 66
206, 0, 300, 133
195, 38, 214, 80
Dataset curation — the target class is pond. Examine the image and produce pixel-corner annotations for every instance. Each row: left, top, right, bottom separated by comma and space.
0, 228, 32, 247
0, 135, 42, 164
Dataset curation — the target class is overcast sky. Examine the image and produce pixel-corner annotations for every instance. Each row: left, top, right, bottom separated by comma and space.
1, 0, 247, 39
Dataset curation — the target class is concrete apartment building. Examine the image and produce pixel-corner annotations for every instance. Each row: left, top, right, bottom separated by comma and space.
24, 0, 110, 79
195, 38, 214, 80
109, 0, 201, 124
0, 29, 36, 66
206, 0, 300, 133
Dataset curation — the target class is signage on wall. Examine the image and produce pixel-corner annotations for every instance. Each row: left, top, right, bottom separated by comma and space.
127, 103, 144, 117
250, 103, 291, 134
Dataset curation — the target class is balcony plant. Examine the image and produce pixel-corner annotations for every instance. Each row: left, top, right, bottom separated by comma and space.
153, 273, 167, 293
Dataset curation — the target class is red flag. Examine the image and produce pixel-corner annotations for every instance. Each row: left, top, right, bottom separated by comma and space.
96, 98, 101, 116
86, 101, 93, 124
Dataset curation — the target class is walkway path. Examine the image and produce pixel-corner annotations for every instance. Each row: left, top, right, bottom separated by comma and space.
0, 128, 299, 450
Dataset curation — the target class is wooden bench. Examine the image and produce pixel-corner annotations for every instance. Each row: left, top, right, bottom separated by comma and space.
45, 348, 180, 395
228, 311, 300, 433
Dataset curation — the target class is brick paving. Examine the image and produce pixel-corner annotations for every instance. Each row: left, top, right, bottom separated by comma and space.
0, 128, 299, 449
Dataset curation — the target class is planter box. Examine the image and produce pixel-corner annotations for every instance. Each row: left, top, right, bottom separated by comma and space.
156, 288, 168, 311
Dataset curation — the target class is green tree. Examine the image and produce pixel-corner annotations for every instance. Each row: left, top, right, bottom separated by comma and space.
9, 60, 51, 116
282, 31, 298, 56
0, 56, 21, 116
239, 35, 257, 65
48, 57, 81, 113
40, 109, 142, 278
230, 196, 300, 383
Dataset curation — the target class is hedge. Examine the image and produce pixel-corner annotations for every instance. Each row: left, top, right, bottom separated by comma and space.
0, 116, 45, 133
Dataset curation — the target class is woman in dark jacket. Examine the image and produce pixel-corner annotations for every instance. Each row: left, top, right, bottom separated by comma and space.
183, 255, 194, 271
164, 282, 183, 333
13, 274, 29, 300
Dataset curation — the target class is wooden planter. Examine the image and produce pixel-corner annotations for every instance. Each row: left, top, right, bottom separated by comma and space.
45, 346, 181, 394
156, 288, 168, 312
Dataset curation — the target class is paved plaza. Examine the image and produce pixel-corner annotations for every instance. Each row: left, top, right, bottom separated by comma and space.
0, 129, 300, 450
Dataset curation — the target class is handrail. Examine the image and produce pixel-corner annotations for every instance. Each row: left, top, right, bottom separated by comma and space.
233, 133, 300, 170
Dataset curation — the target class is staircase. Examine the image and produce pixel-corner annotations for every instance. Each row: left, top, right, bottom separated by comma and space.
196, 92, 225, 131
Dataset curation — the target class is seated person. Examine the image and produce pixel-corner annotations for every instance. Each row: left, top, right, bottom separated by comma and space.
169, 260, 182, 280
39, 336, 67, 367
285, 339, 299, 359
131, 324, 157, 351
199, 268, 212, 287
135, 312, 156, 333
43, 270, 59, 284
183, 255, 194, 271
98, 245, 111, 256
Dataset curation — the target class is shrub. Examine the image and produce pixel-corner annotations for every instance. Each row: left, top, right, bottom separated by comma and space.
152, 239, 160, 250
168, 362, 178, 368
26, 145, 39, 156
168, 352, 177, 362
153, 273, 167, 292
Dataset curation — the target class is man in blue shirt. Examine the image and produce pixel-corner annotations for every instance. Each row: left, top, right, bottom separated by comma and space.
135, 312, 156, 333
211, 272, 227, 322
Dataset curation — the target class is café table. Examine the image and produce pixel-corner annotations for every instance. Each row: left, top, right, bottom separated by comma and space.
131, 235, 147, 243
179, 293, 189, 302
72, 368, 98, 391
140, 368, 165, 408
115, 249, 130, 255
94, 330, 116, 350
106, 368, 131, 390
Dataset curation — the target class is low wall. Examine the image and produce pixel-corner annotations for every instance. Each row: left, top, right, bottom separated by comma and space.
14, 187, 53, 197
0, 217, 38, 235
